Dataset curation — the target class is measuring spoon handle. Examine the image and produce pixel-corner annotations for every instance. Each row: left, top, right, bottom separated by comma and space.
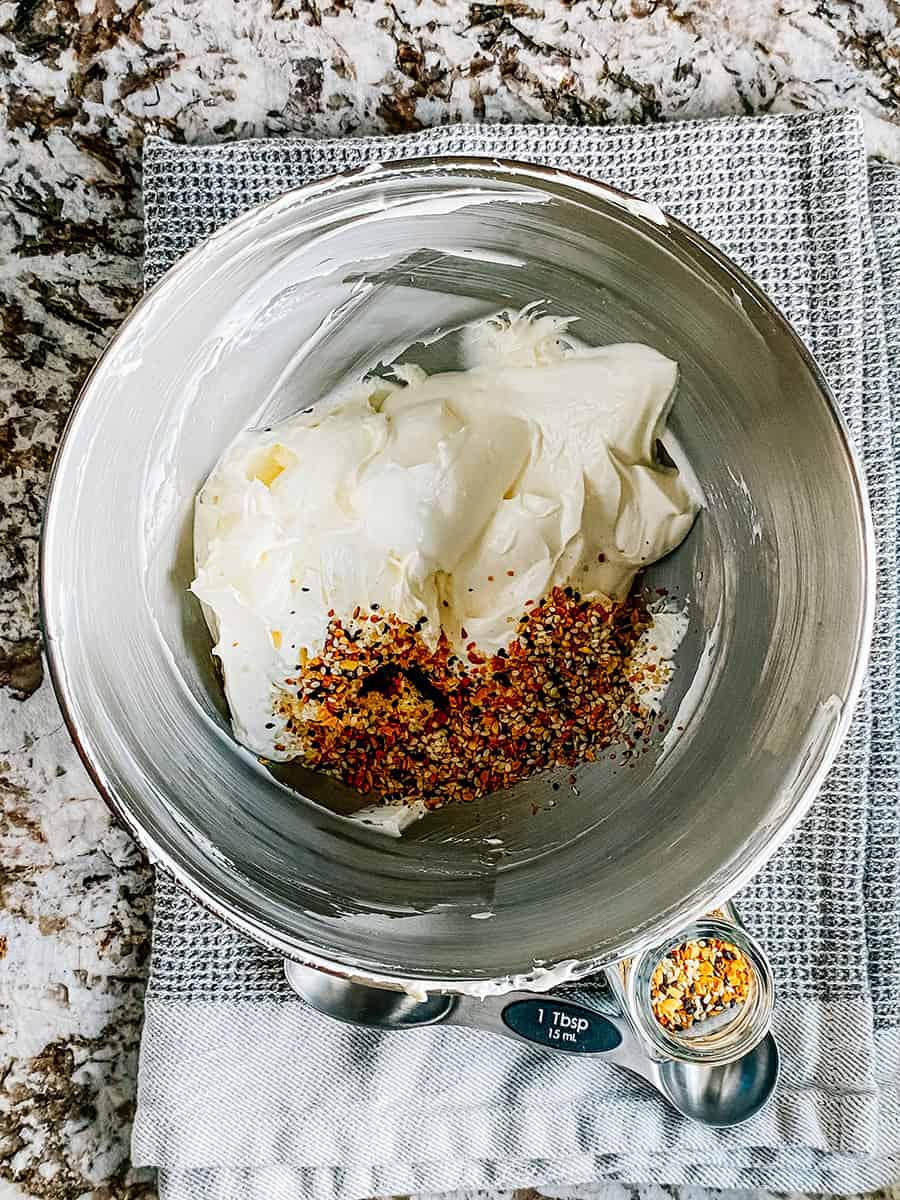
446, 992, 663, 1091
446, 992, 639, 1061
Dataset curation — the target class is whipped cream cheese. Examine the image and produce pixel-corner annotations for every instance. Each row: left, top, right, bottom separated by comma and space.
192, 311, 700, 760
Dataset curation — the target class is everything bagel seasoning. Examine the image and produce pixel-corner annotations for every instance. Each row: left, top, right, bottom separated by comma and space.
272, 587, 671, 809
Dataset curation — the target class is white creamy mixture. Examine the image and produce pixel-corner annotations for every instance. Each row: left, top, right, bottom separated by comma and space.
192, 311, 700, 760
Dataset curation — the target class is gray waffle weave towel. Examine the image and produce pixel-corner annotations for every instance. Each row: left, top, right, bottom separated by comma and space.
133, 112, 900, 1200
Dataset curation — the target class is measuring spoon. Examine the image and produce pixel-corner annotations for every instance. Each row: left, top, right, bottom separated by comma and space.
284, 961, 779, 1127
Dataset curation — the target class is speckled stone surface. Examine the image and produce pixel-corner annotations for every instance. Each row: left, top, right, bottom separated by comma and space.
2, 2, 900, 1197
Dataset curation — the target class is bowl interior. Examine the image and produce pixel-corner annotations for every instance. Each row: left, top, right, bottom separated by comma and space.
41, 161, 870, 982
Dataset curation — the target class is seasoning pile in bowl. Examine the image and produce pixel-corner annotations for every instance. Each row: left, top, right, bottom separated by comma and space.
191, 309, 701, 827
275, 586, 665, 809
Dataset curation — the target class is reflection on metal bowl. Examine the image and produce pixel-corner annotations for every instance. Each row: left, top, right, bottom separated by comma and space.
41, 159, 873, 991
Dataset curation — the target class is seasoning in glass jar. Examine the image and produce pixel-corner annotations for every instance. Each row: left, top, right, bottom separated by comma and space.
650, 936, 752, 1032
619, 910, 774, 1066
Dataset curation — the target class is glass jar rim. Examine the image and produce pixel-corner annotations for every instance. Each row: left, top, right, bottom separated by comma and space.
625, 915, 775, 1066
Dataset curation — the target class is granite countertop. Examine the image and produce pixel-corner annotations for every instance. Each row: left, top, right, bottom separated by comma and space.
2, 2, 900, 1197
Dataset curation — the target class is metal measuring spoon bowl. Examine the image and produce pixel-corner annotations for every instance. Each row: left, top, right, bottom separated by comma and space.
286, 963, 454, 1028
658, 1034, 780, 1126
284, 960, 779, 1127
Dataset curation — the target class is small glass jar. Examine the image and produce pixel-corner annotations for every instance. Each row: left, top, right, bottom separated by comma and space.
618, 908, 774, 1067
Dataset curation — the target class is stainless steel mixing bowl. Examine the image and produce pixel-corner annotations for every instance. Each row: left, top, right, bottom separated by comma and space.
41, 159, 874, 990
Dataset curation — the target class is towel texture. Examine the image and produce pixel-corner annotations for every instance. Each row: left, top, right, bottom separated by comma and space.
135, 112, 900, 1200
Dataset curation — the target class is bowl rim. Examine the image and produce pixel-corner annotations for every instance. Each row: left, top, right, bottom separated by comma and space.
40, 153, 877, 988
